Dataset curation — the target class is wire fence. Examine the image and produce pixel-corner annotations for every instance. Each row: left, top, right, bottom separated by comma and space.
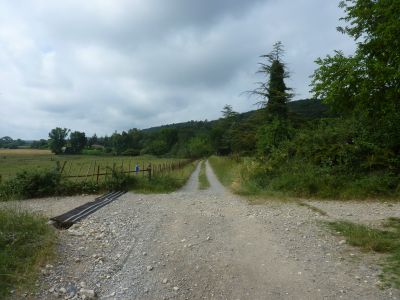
59, 159, 193, 183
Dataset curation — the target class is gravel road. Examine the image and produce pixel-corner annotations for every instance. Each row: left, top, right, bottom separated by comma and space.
8, 161, 400, 299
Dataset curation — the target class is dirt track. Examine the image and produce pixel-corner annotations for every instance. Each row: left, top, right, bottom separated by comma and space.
10, 161, 400, 299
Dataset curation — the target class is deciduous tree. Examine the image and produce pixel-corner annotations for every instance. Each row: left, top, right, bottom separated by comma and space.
48, 128, 70, 155
69, 131, 87, 154
311, 0, 400, 164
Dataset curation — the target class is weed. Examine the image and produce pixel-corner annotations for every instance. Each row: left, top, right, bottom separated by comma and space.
0, 208, 56, 298
326, 220, 400, 287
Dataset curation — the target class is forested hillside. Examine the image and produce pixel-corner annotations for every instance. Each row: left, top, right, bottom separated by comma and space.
32, 98, 329, 158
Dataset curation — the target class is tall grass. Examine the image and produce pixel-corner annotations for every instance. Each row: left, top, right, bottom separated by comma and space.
208, 156, 400, 200
208, 156, 240, 188
133, 161, 197, 193
0, 208, 56, 298
326, 218, 400, 287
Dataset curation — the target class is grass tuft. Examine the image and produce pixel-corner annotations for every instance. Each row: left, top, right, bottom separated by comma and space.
198, 161, 210, 190
0, 208, 56, 298
326, 219, 400, 287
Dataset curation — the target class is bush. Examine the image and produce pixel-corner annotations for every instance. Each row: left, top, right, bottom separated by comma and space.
121, 148, 140, 156
56, 180, 101, 196
0, 209, 56, 297
81, 149, 105, 156
104, 167, 137, 191
0, 169, 103, 201
5, 170, 62, 199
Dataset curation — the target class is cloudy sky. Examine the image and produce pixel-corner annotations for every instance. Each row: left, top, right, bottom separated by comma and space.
0, 0, 355, 140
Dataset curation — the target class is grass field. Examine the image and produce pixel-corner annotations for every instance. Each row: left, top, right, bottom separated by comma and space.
0, 149, 183, 182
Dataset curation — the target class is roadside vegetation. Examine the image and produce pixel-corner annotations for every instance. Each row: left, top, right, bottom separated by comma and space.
0, 208, 56, 298
133, 161, 197, 193
208, 156, 241, 191
209, 1, 399, 200
198, 161, 210, 190
326, 218, 400, 288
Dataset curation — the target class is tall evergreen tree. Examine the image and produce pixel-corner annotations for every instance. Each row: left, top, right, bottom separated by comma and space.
253, 41, 292, 119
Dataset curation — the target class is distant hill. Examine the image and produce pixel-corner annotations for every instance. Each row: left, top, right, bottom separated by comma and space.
143, 98, 331, 133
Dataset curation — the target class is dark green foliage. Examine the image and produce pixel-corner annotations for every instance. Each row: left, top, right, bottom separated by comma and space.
0, 209, 56, 297
224, 0, 400, 199
0, 137, 27, 149
104, 167, 137, 191
221, 104, 238, 119
81, 149, 106, 156
187, 136, 213, 158
69, 131, 87, 154
256, 117, 293, 157
121, 148, 140, 156
253, 41, 292, 120
311, 0, 400, 172
287, 99, 333, 121
48, 127, 70, 154
55, 180, 101, 196
30, 139, 48, 149
8, 170, 62, 199
71, 99, 325, 158
0, 169, 103, 201
243, 118, 400, 198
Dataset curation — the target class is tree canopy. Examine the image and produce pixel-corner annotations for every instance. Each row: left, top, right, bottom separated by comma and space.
48, 128, 70, 155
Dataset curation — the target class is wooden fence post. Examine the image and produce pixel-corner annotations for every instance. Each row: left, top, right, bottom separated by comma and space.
84, 162, 93, 182
76, 164, 84, 182
148, 163, 152, 180
96, 165, 100, 184
92, 161, 97, 182
66, 161, 72, 177
60, 161, 67, 175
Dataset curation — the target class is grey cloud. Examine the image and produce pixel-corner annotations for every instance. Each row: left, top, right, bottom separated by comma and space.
0, 0, 354, 139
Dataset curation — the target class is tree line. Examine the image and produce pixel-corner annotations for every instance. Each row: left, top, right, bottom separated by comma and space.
42, 98, 327, 158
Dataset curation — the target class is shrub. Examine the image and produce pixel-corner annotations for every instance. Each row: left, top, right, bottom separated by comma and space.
7, 170, 61, 199
121, 148, 140, 156
0, 209, 56, 297
81, 149, 105, 156
104, 167, 136, 191
0, 169, 104, 201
